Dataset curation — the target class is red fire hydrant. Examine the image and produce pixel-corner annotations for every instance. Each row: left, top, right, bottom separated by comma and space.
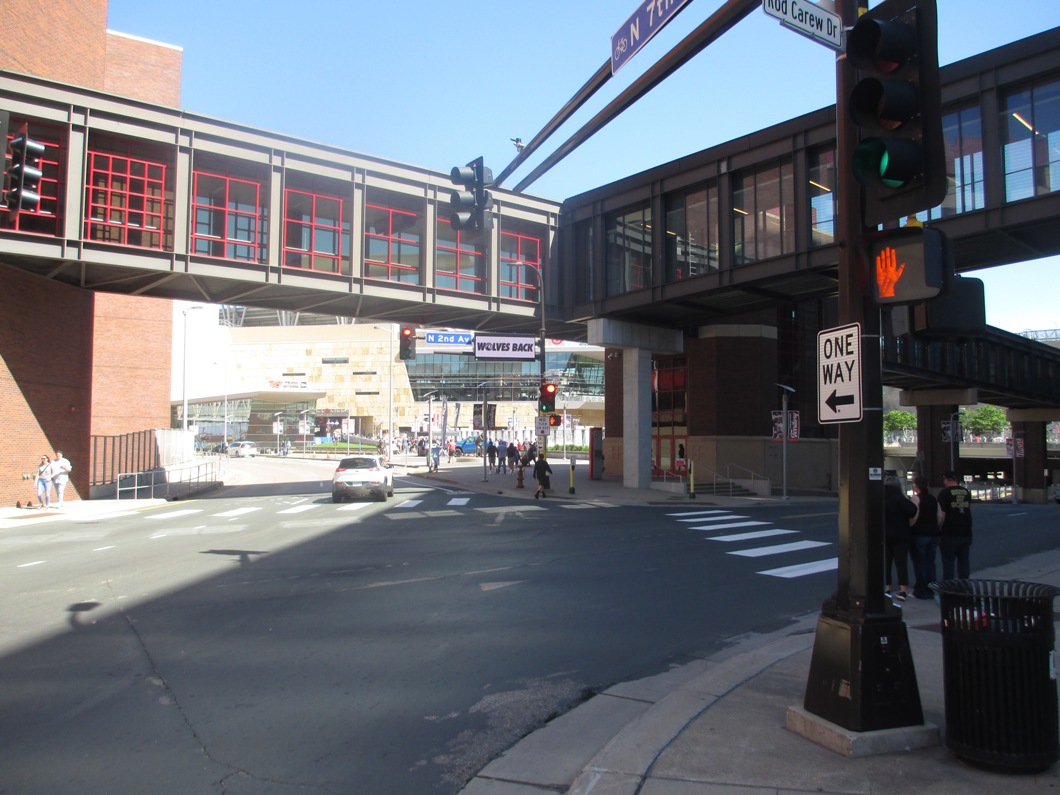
516, 464, 525, 488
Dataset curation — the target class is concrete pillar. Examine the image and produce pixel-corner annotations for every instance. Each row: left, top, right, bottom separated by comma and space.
623, 348, 653, 490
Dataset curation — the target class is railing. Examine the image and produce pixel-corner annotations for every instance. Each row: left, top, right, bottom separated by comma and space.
116, 457, 223, 501
726, 464, 771, 497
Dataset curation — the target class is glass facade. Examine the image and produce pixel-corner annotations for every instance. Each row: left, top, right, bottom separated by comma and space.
665, 182, 720, 280
606, 204, 652, 295
405, 352, 604, 403
284, 188, 350, 274
651, 355, 687, 474
808, 147, 836, 248
1002, 78, 1060, 202
733, 159, 795, 265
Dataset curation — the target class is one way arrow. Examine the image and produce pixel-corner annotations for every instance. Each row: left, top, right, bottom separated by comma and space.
825, 390, 855, 413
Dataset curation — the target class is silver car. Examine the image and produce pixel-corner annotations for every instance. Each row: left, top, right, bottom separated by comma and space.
230, 441, 258, 457
331, 455, 394, 502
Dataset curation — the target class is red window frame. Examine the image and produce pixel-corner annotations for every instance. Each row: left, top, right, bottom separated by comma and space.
84, 150, 170, 249
191, 171, 264, 262
436, 222, 485, 294
364, 203, 420, 282
499, 231, 542, 301
283, 188, 349, 274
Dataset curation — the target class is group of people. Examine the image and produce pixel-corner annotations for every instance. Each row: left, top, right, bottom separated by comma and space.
33, 450, 73, 509
884, 470, 973, 600
469, 438, 554, 498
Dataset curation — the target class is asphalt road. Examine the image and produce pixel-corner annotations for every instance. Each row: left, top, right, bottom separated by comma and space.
0, 458, 1055, 794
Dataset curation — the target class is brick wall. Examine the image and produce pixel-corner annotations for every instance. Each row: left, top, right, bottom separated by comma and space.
0, 0, 108, 88
105, 32, 182, 107
0, 266, 94, 505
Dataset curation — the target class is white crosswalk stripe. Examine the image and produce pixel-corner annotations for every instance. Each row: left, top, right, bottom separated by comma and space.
727, 540, 831, 558
758, 558, 839, 578
707, 529, 798, 542
688, 520, 770, 532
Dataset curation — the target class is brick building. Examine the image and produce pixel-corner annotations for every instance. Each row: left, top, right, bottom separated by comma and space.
0, 0, 181, 505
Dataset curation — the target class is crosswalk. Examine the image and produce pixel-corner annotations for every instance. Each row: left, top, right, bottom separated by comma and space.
667, 508, 837, 580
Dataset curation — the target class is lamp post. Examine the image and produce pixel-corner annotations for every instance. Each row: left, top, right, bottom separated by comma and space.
776, 384, 796, 500
516, 261, 547, 453
373, 325, 396, 457
273, 411, 283, 456
181, 304, 204, 432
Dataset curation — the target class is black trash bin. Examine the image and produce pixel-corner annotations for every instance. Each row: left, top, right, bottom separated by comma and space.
931, 578, 1060, 772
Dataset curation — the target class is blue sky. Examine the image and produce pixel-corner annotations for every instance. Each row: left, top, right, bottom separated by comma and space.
108, 0, 1060, 334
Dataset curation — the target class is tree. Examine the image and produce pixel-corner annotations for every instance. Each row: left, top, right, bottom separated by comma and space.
883, 410, 917, 433
963, 405, 1008, 438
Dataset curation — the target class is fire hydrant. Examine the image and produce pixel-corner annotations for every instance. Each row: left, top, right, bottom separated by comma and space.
516, 464, 525, 488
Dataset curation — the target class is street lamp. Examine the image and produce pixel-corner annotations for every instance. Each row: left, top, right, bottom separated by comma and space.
777, 384, 796, 500
515, 261, 547, 452
273, 411, 283, 456
181, 304, 204, 432
374, 325, 395, 458
299, 408, 311, 455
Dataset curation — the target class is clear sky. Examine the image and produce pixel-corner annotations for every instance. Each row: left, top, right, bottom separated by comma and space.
108, 0, 1060, 334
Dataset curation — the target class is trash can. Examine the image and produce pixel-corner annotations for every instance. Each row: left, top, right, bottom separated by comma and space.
931, 579, 1060, 772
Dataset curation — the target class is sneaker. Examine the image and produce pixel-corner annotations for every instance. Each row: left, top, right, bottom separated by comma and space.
897, 591, 908, 600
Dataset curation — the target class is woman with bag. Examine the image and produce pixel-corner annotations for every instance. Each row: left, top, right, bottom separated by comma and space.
35, 455, 52, 509
533, 452, 553, 499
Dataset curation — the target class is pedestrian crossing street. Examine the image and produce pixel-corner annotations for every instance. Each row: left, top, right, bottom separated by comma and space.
666, 508, 838, 580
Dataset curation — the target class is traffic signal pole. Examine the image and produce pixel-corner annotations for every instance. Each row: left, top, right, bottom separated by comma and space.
801, 0, 923, 733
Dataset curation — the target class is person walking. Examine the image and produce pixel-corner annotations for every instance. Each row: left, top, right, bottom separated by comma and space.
49, 450, 72, 508
486, 440, 497, 471
506, 442, 518, 474
908, 475, 941, 599
35, 455, 52, 509
533, 452, 553, 499
883, 475, 916, 600
938, 470, 973, 579
497, 440, 508, 474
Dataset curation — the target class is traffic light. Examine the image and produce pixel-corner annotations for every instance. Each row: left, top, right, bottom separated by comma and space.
868, 226, 949, 305
538, 382, 557, 413
912, 275, 986, 337
398, 326, 416, 360
846, 0, 945, 225
448, 156, 492, 231
6, 122, 46, 215
547, 414, 561, 428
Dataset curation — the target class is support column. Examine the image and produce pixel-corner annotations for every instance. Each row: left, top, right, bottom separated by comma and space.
623, 348, 653, 490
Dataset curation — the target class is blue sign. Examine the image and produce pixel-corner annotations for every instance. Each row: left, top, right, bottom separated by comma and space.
425, 331, 473, 346
611, 0, 692, 75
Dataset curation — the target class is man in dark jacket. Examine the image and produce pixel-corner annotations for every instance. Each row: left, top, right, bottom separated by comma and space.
938, 470, 973, 579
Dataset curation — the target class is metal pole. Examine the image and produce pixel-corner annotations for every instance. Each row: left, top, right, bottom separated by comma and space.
782, 390, 789, 500
388, 326, 394, 458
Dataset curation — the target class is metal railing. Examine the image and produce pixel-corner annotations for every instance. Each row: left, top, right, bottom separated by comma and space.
116, 457, 222, 501
726, 464, 771, 497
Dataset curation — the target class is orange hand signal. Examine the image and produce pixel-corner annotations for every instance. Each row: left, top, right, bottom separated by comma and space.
875, 245, 905, 298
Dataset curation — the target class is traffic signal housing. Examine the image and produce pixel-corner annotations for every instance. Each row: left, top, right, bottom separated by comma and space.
6, 122, 46, 215
868, 226, 950, 305
448, 156, 492, 231
539, 382, 557, 413
398, 326, 416, 360
547, 414, 562, 428
846, 0, 945, 225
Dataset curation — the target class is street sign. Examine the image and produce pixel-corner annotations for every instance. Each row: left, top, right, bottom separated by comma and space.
762, 0, 843, 51
817, 323, 863, 424
535, 416, 550, 436
611, 0, 692, 75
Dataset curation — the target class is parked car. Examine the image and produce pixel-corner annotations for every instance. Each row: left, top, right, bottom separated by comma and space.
331, 454, 394, 502
229, 440, 258, 457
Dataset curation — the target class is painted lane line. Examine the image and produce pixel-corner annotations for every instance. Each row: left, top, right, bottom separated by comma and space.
336, 503, 371, 512
394, 500, 423, 509
18, 561, 46, 568
758, 558, 839, 578
93, 546, 116, 552
707, 529, 798, 542
667, 509, 730, 517
277, 505, 319, 514
688, 521, 770, 532
145, 509, 202, 520
213, 507, 262, 518
674, 514, 747, 523
728, 540, 831, 558
447, 498, 470, 506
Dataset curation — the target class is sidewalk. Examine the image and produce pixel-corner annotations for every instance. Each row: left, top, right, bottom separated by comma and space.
431, 457, 1060, 795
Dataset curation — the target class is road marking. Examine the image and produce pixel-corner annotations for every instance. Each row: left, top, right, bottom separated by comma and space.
394, 500, 423, 508
758, 558, 838, 578
689, 521, 770, 532
17, 561, 46, 568
336, 503, 370, 511
728, 540, 831, 558
447, 497, 470, 506
213, 507, 262, 518
480, 581, 525, 591
676, 514, 748, 523
145, 509, 202, 520
667, 509, 729, 517
277, 504, 319, 514
707, 529, 798, 542
93, 546, 116, 552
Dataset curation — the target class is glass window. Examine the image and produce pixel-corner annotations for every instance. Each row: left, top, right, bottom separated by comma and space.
283, 189, 350, 274
365, 202, 420, 283
499, 222, 544, 301
807, 147, 836, 248
1002, 78, 1060, 202
605, 204, 652, 296
191, 171, 265, 262
733, 159, 794, 264
84, 149, 171, 249
436, 220, 485, 294
573, 219, 593, 304
665, 182, 719, 280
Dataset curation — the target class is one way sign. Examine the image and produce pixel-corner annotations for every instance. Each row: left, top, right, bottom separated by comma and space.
817, 323, 863, 424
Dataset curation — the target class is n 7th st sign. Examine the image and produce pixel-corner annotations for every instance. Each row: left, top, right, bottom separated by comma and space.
817, 323, 862, 424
